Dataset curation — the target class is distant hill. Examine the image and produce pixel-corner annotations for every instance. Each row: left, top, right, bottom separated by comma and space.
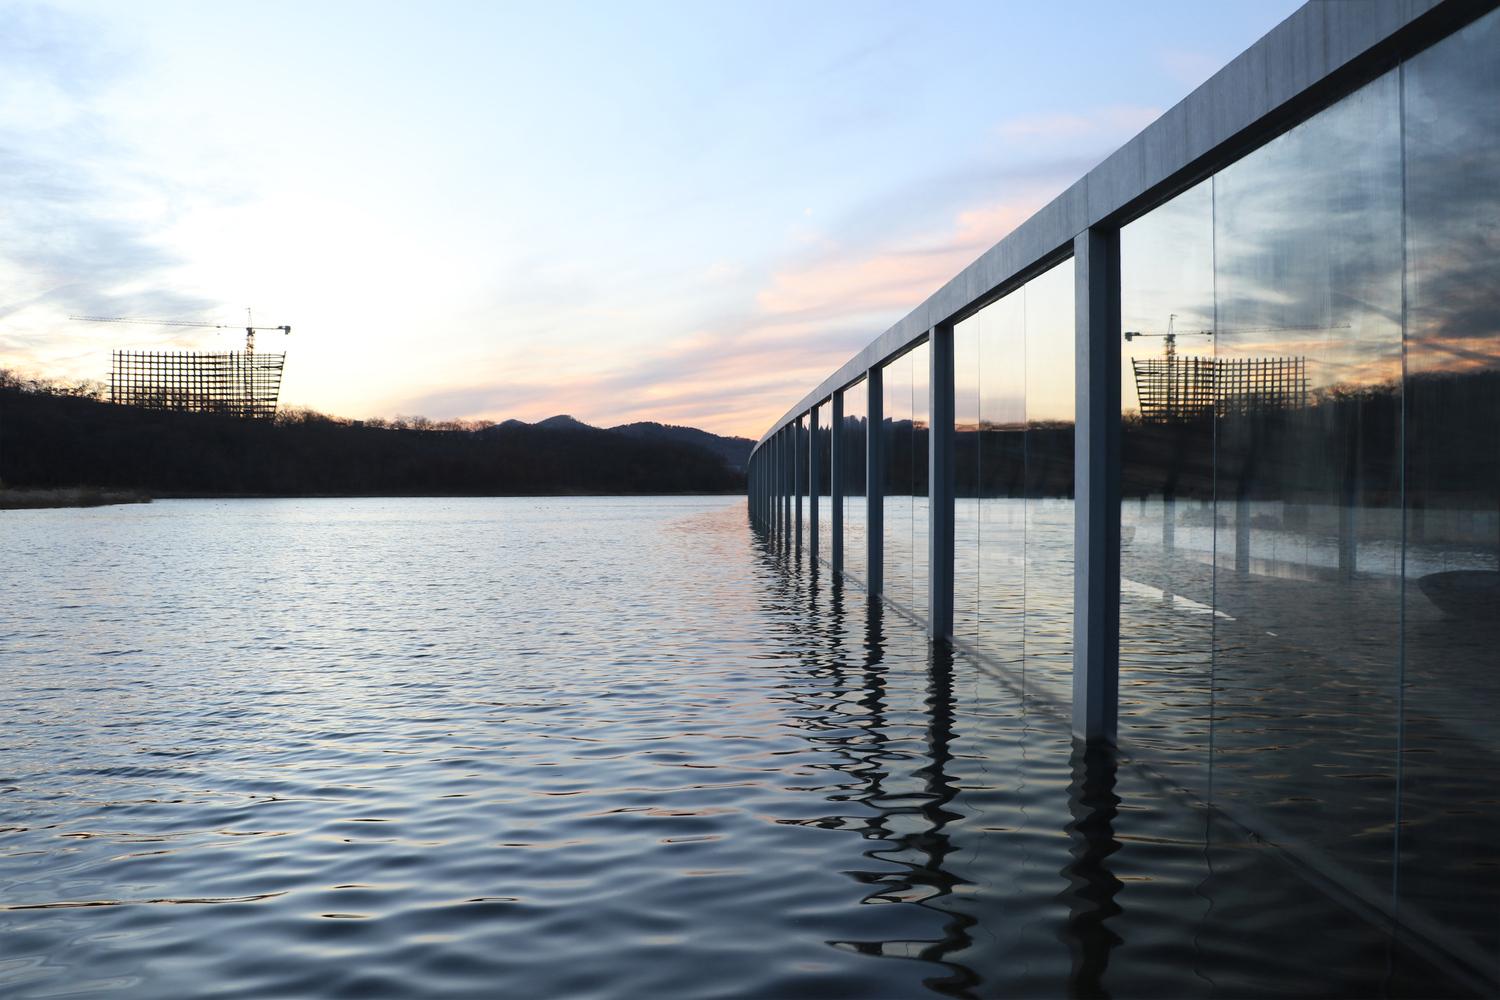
608, 421, 754, 472
510, 415, 753, 472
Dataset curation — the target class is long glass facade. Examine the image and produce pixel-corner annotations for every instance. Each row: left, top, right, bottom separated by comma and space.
952, 261, 1075, 710
1398, 7, 1500, 971
750, 6, 1498, 984
1115, 8, 1500, 974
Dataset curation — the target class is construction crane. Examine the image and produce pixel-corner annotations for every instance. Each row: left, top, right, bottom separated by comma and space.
71, 313, 291, 360
1123, 314, 1212, 361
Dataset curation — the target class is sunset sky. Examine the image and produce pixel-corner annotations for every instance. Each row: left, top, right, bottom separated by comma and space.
0, 0, 1300, 437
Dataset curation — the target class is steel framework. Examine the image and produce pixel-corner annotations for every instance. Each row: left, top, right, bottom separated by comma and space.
1131, 355, 1308, 422
109, 350, 286, 420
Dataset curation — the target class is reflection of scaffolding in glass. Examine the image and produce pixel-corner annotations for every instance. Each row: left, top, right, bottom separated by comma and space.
1131, 355, 1307, 423
110, 350, 286, 420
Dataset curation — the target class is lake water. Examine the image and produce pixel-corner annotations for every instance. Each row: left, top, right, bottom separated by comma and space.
0, 497, 1466, 997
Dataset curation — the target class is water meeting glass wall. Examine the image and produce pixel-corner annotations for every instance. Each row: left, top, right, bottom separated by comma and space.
952, 260, 1076, 711
841, 380, 868, 585
1117, 7, 1500, 973
751, 4, 1498, 982
881, 342, 929, 617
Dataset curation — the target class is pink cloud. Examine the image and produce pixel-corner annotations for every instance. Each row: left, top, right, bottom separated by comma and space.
398, 189, 1057, 438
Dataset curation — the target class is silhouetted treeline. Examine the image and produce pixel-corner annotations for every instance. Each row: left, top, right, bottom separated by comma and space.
0, 375, 745, 496
1118, 371, 1497, 507
797, 370, 1496, 507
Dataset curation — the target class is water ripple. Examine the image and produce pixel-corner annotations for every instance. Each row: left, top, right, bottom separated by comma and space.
0, 498, 1466, 998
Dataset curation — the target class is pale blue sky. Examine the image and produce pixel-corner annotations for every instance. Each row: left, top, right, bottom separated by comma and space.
0, 0, 1301, 434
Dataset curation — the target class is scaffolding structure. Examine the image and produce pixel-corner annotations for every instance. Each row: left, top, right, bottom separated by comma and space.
1131, 355, 1308, 423
110, 350, 286, 420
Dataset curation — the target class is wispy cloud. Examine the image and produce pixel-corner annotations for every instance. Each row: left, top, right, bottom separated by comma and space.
0, 7, 215, 378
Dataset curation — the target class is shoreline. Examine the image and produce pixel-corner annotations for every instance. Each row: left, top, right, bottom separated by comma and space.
0, 487, 152, 510
1, 488, 745, 509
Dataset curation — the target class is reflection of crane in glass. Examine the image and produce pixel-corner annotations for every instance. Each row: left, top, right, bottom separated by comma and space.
1123, 313, 1212, 360
1125, 315, 1318, 422
1125, 315, 1216, 422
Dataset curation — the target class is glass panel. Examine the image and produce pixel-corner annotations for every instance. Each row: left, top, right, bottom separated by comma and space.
1118, 178, 1216, 796
883, 349, 917, 613
978, 289, 1027, 671
911, 341, 931, 614
1022, 261, 1075, 711
842, 379, 868, 586
1212, 68, 1403, 889
1400, 7, 1500, 975
954, 309, 983, 646
810, 402, 825, 566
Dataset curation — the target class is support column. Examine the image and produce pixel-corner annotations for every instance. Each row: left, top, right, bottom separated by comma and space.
830, 390, 845, 575
808, 407, 821, 565
866, 366, 884, 598
785, 427, 794, 550
793, 417, 805, 556
928, 323, 955, 642
1073, 227, 1122, 746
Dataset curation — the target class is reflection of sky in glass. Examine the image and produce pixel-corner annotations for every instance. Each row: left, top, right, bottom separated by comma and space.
1025, 262, 1076, 424
954, 258, 1074, 428
1405, 6, 1500, 378
974, 287, 1026, 430
1120, 179, 1213, 416
1214, 69, 1403, 393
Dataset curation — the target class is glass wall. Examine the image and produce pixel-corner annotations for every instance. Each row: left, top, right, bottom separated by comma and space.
1118, 180, 1217, 796
952, 259, 1074, 711
841, 379, 868, 585
1213, 66, 1404, 890
1399, 7, 1500, 974
1117, 15, 1500, 967
1020, 263, 1076, 709
881, 342, 928, 616
809, 401, 830, 566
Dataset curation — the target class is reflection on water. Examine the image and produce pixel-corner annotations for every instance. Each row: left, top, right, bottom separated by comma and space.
0, 498, 1469, 998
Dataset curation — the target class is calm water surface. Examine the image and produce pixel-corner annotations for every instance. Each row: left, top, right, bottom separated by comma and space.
0, 498, 1465, 997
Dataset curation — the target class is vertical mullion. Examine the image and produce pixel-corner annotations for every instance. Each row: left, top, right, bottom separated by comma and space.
831, 390, 845, 575
1073, 228, 1122, 745
866, 366, 885, 598
928, 323, 955, 641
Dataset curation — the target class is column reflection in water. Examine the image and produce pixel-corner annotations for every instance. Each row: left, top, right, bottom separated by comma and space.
1212, 68, 1404, 889
1022, 262, 1075, 711
842, 378, 869, 586
1400, 6, 1500, 973
883, 348, 917, 614
1118, 179, 1216, 797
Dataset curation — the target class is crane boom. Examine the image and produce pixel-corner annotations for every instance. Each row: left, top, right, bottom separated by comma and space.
70, 315, 291, 356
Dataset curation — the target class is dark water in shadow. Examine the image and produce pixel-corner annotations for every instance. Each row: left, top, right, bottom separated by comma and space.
0, 498, 1470, 997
